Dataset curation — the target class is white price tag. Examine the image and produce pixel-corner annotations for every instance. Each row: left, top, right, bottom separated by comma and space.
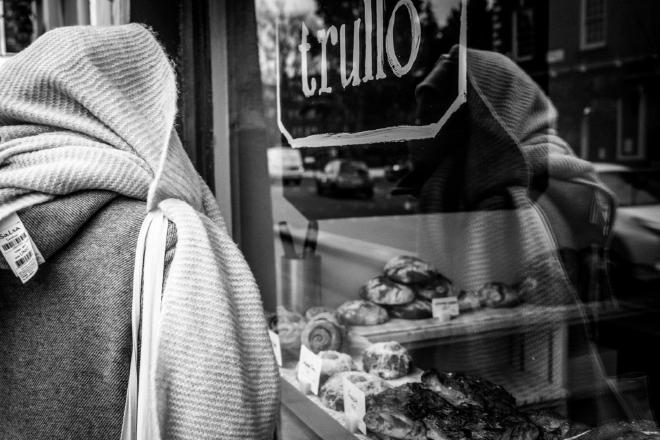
432, 297, 459, 320
343, 376, 367, 434
297, 345, 322, 395
268, 330, 282, 367
0, 213, 39, 283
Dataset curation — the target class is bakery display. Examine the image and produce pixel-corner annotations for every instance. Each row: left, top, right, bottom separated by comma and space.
337, 300, 389, 326
318, 371, 390, 412
414, 274, 454, 301
383, 255, 438, 285
361, 276, 416, 306
301, 315, 345, 354
388, 299, 432, 320
362, 341, 412, 380
318, 350, 353, 383
269, 306, 306, 354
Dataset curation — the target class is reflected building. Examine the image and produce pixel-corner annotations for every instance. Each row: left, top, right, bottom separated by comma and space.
492, 0, 660, 167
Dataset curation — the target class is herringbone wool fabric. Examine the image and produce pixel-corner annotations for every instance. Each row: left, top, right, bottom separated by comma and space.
0, 24, 279, 439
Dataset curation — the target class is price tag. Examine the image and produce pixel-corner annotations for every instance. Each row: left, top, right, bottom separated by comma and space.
343, 376, 367, 435
432, 297, 459, 320
0, 213, 40, 283
268, 330, 282, 367
297, 345, 322, 395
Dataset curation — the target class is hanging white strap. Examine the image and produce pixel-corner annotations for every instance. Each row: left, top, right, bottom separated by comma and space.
121, 210, 168, 440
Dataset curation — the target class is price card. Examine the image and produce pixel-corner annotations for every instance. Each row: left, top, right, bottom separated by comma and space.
432, 297, 459, 320
297, 345, 322, 395
0, 213, 39, 283
268, 330, 282, 367
343, 376, 367, 435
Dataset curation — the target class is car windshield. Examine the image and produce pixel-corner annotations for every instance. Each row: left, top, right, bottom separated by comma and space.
599, 170, 660, 207
340, 161, 367, 174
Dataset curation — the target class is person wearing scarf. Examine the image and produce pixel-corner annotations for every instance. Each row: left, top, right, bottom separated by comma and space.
0, 24, 279, 439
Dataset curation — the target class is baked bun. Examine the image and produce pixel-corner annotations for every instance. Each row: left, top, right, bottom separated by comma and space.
305, 306, 338, 321
457, 290, 481, 312
414, 274, 454, 301
337, 300, 389, 326
301, 316, 344, 354
319, 371, 390, 411
362, 341, 412, 380
478, 282, 523, 308
383, 255, 438, 284
388, 299, 432, 319
270, 306, 306, 353
360, 276, 416, 306
318, 350, 353, 383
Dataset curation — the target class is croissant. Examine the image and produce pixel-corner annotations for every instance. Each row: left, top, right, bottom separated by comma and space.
301, 317, 344, 354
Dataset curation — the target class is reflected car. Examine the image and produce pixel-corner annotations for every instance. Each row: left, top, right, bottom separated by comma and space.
384, 159, 413, 182
596, 163, 660, 293
267, 146, 304, 185
315, 159, 374, 198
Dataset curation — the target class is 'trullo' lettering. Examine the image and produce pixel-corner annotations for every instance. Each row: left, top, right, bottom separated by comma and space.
298, 0, 421, 97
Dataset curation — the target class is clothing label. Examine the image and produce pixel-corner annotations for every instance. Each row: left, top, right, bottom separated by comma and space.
297, 345, 322, 395
0, 213, 39, 283
268, 330, 282, 367
343, 376, 367, 434
432, 297, 459, 320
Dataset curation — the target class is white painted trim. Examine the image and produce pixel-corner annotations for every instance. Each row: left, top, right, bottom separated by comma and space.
209, 0, 233, 235
277, 0, 468, 149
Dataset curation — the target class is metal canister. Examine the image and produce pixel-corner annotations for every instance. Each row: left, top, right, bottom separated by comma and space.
278, 255, 321, 314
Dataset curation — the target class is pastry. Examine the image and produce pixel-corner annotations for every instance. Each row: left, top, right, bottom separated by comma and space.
414, 274, 454, 301
305, 306, 338, 321
388, 299, 432, 319
360, 276, 416, 306
478, 282, 523, 308
364, 410, 426, 440
337, 300, 389, 326
319, 371, 389, 412
525, 409, 570, 439
421, 369, 517, 417
362, 341, 412, 380
269, 306, 306, 354
318, 350, 353, 383
301, 316, 344, 354
457, 290, 482, 312
383, 255, 438, 284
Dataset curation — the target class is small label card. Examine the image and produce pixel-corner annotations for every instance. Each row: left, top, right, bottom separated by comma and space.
432, 297, 459, 320
343, 376, 367, 435
297, 344, 322, 395
268, 330, 282, 367
0, 213, 39, 283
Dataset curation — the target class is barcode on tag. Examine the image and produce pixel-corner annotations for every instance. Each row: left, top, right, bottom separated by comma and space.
0, 213, 39, 283
1, 232, 27, 252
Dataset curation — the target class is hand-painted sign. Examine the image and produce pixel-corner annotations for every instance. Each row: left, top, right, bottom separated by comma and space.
276, 0, 466, 148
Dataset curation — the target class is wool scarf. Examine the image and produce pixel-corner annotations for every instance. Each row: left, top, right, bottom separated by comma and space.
0, 24, 279, 439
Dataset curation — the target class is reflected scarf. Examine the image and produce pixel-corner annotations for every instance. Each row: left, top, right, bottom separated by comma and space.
0, 24, 279, 439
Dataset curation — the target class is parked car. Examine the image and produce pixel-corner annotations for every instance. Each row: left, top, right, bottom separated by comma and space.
595, 163, 660, 294
315, 159, 374, 198
267, 146, 304, 185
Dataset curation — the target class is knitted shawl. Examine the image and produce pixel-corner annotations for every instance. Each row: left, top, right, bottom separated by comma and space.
0, 24, 279, 438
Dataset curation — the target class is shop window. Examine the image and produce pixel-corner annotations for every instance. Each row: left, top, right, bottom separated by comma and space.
512, 7, 534, 62
580, 0, 607, 50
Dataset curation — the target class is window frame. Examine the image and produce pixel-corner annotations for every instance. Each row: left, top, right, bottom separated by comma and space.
580, 0, 607, 51
511, 7, 535, 62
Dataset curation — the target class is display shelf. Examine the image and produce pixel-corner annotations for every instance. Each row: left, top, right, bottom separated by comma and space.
280, 365, 568, 440
348, 301, 638, 346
